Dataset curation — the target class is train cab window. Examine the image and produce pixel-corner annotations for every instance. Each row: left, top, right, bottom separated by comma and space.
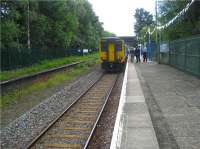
115, 41, 122, 51
101, 41, 108, 51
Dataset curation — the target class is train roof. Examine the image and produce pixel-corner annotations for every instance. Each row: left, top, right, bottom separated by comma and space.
101, 37, 123, 42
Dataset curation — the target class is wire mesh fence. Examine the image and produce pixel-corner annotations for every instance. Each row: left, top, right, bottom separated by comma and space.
169, 35, 200, 76
159, 41, 169, 64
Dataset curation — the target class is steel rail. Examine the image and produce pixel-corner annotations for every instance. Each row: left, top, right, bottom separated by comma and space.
1, 61, 86, 87
26, 72, 104, 149
83, 73, 119, 149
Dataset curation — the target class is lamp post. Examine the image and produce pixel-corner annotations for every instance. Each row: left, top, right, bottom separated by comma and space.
155, 0, 159, 63
148, 28, 151, 44
148, 27, 152, 62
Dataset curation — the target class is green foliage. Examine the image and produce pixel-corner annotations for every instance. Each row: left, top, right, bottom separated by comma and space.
158, 0, 188, 24
134, 8, 154, 35
1, 20, 21, 49
158, 0, 200, 40
1, 60, 98, 107
134, 8, 154, 43
1, 0, 103, 55
70, 0, 103, 49
102, 31, 116, 37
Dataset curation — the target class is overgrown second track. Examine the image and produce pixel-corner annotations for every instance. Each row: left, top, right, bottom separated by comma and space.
1, 61, 85, 89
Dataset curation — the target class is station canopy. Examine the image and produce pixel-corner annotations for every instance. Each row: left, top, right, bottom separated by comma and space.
119, 36, 137, 47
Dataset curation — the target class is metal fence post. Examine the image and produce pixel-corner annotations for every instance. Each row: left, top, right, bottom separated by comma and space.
169, 41, 170, 65
158, 30, 161, 64
199, 39, 200, 75
184, 38, 187, 71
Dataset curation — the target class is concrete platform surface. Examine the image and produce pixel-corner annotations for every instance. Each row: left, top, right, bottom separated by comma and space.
111, 61, 200, 149
110, 61, 159, 149
135, 63, 200, 149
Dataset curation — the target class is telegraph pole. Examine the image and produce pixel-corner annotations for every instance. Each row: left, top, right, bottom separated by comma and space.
27, 0, 30, 49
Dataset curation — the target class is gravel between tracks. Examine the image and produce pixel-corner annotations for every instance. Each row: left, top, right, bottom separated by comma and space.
88, 72, 124, 149
30, 74, 117, 148
1, 68, 103, 149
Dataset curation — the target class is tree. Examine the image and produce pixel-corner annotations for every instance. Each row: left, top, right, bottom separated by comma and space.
1, 0, 23, 49
134, 8, 154, 35
70, 0, 103, 49
102, 31, 116, 37
158, 0, 200, 40
37, 1, 79, 49
1, 20, 21, 49
1, 0, 103, 50
134, 8, 154, 42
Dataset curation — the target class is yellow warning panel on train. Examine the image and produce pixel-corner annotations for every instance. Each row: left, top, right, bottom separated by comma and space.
99, 37, 127, 71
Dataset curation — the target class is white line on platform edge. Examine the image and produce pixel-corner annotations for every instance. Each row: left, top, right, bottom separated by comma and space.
110, 62, 128, 149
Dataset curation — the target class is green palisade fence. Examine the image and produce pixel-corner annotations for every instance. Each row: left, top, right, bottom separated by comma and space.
1, 48, 94, 70
169, 35, 200, 77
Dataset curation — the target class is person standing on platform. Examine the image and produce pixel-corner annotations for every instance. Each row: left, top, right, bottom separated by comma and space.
130, 48, 135, 62
143, 46, 147, 63
135, 46, 140, 63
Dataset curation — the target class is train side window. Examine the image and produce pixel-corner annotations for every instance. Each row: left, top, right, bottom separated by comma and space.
115, 41, 122, 51
101, 41, 108, 51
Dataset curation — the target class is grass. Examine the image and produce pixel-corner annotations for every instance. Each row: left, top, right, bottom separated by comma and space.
0, 60, 99, 107
0, 53, 99, 81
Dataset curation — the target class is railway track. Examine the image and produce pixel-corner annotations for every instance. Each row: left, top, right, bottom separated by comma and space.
27, 73, 118, 149
1, 61, 86, 88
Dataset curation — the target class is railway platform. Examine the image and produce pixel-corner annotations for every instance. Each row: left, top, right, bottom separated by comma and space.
111, 60, 200, 149
110, 61, 159, 149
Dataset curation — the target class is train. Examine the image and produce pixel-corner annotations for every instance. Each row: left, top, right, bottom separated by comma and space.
99, 37, 128, 71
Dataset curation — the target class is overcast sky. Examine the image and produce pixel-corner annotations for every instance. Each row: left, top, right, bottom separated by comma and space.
88, 0, 155, 36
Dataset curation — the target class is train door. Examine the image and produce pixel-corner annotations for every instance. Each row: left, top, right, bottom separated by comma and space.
115, 41, 123, 62
108, 43, 115, 62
